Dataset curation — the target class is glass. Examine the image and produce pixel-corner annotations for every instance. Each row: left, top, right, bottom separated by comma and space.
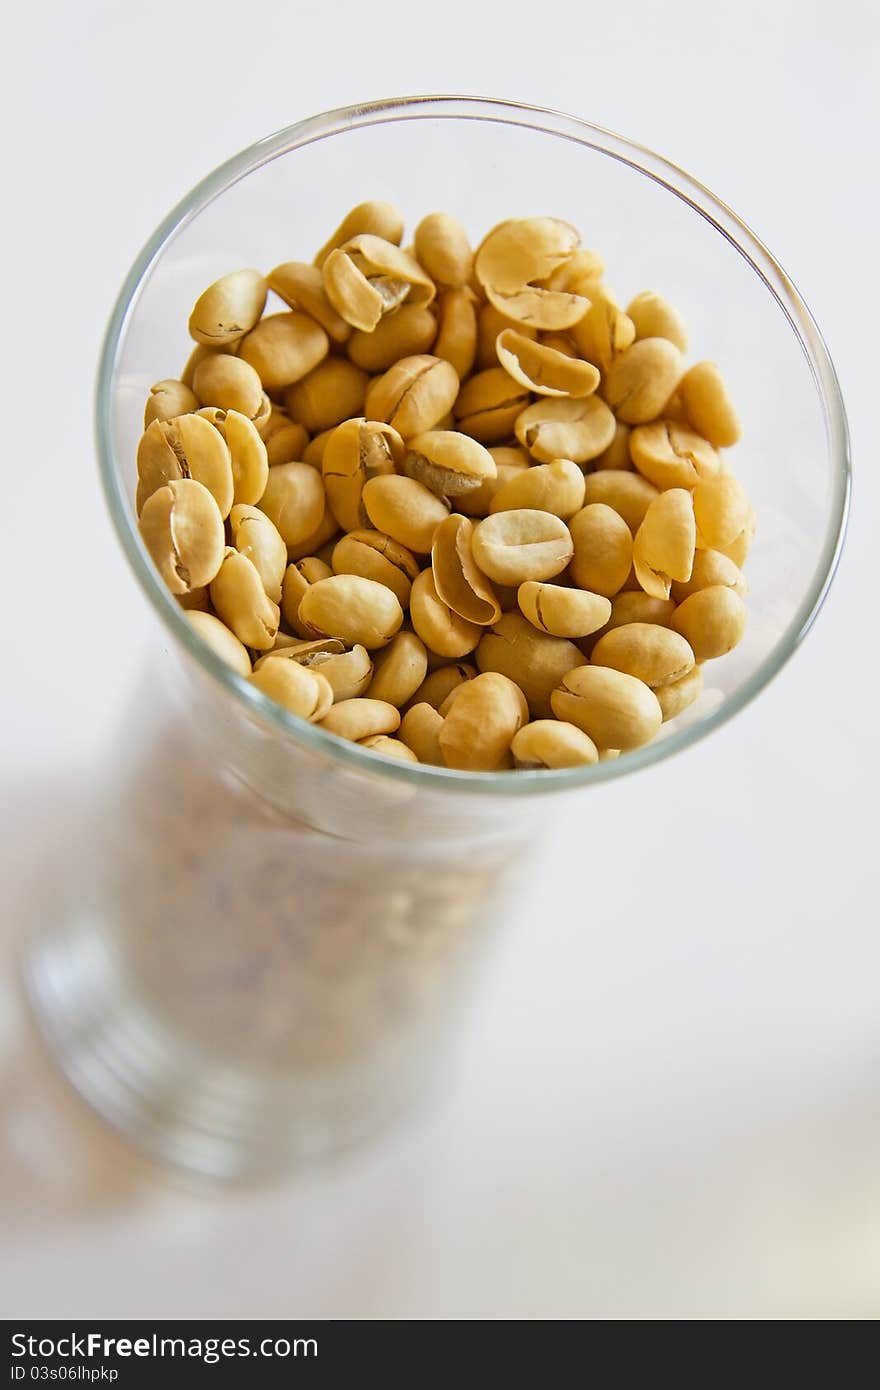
23, 97, 849, 1179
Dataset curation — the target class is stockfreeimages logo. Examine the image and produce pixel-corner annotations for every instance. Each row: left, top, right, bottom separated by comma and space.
10, 1333, 317, 1369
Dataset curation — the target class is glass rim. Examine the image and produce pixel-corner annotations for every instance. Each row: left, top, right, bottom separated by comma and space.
95, 94, 851, 798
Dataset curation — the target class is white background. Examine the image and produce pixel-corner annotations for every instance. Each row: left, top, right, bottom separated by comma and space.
2, 0, 878, 1319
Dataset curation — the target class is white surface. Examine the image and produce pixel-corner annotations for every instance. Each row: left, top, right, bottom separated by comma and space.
2, 0, 878, 1319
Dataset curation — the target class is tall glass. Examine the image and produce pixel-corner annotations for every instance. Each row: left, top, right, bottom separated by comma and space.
23, 98, 849, 1179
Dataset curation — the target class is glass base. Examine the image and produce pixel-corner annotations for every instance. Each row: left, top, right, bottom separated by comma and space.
22, 914, 427, 1182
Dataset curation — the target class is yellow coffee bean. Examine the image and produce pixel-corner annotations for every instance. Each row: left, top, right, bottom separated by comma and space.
593, 421, 633, 471
257, 641, 374, 704
347, 304, 437, 372
284, 358, 368, 434
551, 665, 662, 751
539, 333, 578, 357
180, 343, 222, 388
407, 663, 476, 711
582, 470, 659, 532
238, 312, 329, 390
313, 201, 405, 268
192, 353, 263, 418
145, 206, 755, 775
266, 421, 310, 467
138, 478, 225, 594
454, 366, 531, 444
433, 287, 478, 379
259, 462, 327, 548
184, 611, 252, 677
188, 268, 266, 346
439, 672, 528, 771
299, 574, 403, 650
321, 417, 402, 532
517, 581, 611, 639
431, 513, 501, 625
144, 379, 199, 427
475, 217, 580, 292
678, 361, 741, 447
297, 556, 333, 584
220, 410, 269, 507
626, 291, 688, 353
323, 235, 435, 333
655, 664, 704, 722
475, 218, 588, 330
490, 457, 586, 520
319, 697, 401, 742
249, 657, 333, 721
361, 474, 450, 553
307, 645, 374, 702
261, 405, 293, 441
409, 568, 483, 658
365, 355, 459, 437
342, 234, 435, 307
671, 585, 747, 660
632, 489, 696, 599
494, 583, 529, 610
629, 419, 720, 491
403, 430, 496, 497
515, 395, 616, 464
662, 390, 690, 428
368, 631, 429, 707
229, 503, 287, 603
314, 542, 340, 570
692, 473, 751, 549
603, 591, 677, 633
482, 283, 587, 333
472, 510, 573, 585
570, 283, 635, 372
414, 212, 474, 287
437, 683, 468, 717
321, 248, 391, 333
266, 261, 352, 343
569, 504, 633, 597
590, 622, 695, 688
496, 330, 600, 398
492, 445, 531, 468
136, 413, 234, 519
285, 508, 341, 564
282, 558, 331, 637
332, 530, 419, 607
670, 548, 746, 601
398, 703, 445, 765
476, 611, 586, 718
602, 338, 683, 425
210, 548, 280, 650
359, 735, 420, 762
511, 719, 599, 769
194, 405, 228, 431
